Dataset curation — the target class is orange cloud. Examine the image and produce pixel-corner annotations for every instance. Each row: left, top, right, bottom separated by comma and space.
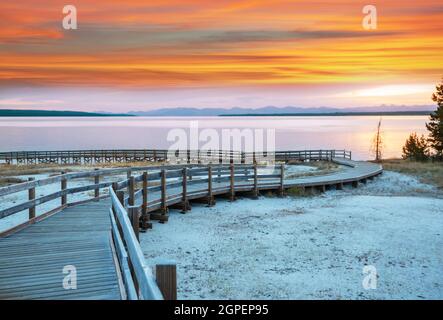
0, 0, 442, 91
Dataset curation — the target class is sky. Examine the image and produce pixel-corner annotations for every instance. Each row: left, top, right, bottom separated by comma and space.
0, 0, 442, 112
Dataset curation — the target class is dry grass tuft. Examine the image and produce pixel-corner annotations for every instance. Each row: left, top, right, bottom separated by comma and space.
286, 187, 310, 197
0, 161, 166, 178
381, 159, 443, 189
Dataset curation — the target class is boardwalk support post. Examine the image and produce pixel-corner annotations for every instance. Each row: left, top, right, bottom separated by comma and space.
28, 177, 35, 219
141, 171, 151, 231
94, 168, 100, 200
156, 263, 177, 300
61, 172, 67, 206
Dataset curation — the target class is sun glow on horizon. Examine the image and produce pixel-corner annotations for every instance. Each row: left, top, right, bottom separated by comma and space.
337, 84, 435, 98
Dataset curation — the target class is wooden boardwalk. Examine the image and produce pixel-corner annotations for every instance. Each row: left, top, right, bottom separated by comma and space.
0, 203, 121, 300
0, 149, 351, 165
0, 152, 382, 300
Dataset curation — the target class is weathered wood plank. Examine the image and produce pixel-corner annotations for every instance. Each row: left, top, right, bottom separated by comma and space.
0, 202, 122, 300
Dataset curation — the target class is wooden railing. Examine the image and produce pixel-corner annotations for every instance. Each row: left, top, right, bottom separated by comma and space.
109, 187, 163, 300
0, 149, 352, 234
0, 163, 207, 235
110, 163, 283, 223
0, 149, 354, 299
0, 149, 351, 165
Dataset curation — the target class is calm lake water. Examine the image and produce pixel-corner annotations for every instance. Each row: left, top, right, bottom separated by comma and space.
0, 116, 429, 160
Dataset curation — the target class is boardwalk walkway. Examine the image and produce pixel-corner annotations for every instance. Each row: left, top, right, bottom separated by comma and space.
0, 202, 121, 300
0, 157, 382, 300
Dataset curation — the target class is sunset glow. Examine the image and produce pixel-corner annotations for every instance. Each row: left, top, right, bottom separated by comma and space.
0, 1, 442, 111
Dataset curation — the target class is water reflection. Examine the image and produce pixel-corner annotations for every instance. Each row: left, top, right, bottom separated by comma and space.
0, 116, 429, 160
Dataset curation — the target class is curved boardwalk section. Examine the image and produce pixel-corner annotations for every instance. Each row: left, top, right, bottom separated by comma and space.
286, 159, 382, 188
0, 150, 382, 300
0, 203, 121, 300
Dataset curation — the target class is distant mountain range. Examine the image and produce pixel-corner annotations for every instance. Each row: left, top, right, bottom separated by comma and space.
0, 105, 436, 117
129, 105, 436, 116
0, 109, 133, 117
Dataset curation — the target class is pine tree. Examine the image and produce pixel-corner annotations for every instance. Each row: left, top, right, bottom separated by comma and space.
426, 78, 443, 159
402, 132, 429, 161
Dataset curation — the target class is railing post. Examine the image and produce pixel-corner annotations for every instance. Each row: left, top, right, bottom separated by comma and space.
156, 263, 177, 300
61, 171, 67, 206
28, 177, 35, 219
279, 163, 285, 197
253, 163, 258, 199
141, 171, 151, 230
229, 164, 235, 201
161, 169, 168, 216
94, 168, 100, 200
127, 169, 132, 193
142, 172, 148, 216
116, 190, 125, 207
181, 167, 188, 213
207, 165, 214, 206
128, 176, 135, 206
129, 206, 140, 241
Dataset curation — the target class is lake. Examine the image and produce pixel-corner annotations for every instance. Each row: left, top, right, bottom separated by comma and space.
0, 115, 430, 160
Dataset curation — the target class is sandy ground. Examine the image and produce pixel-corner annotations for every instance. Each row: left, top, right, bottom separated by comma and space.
141, 171, 443, 300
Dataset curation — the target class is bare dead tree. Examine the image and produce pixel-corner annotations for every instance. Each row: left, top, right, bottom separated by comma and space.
371, 118, 383, 162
